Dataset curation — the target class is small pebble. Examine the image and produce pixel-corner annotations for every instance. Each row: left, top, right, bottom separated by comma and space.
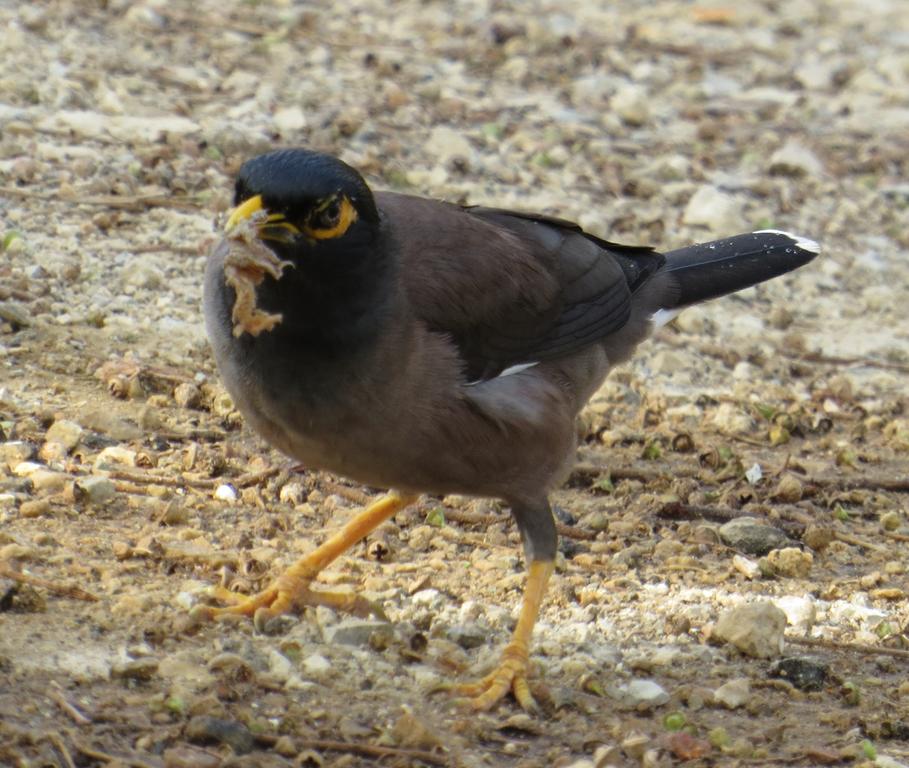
683, 186, 745, 233
94, 446, 137, 469
802, 524, 833, 551
612, 84, 650, 126
214, 484, 238, 503
112, 658, 160, 681
1, 441, 35, 469
765, 547, 813, 577
773, 475, 803, 502
29, 469, 69, 492
324, 618, 390, 646
273, 735, 297, 757
744, 463, 763, 485
38, 441, 67, 463
425, 126, 475, 170
185, 716, 255, 755
768, 139, 824, 177
621, 679, 670, 709
163, 746, 222, 768
13, 461, 43, 477
713, 602, 786, 658
447, 623, 487, 650
719, 518, 790, 556
19, 498, 51, 518
75, 476, 117, 505
45, 419, 83, 451
174, 383, 203, 409
279, 481, 307, 505
769, 657, 829, 691
301, 653, 332, 676
732, 554, 760, 579
880, 511, 901, 531
774, 595, 816, 630
713, 677, 751, 709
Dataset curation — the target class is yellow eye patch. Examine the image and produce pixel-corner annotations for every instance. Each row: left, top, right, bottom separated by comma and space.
304, 196, 359, 240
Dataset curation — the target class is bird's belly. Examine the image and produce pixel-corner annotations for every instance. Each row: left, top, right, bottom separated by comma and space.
215, 331, 589, 500
229, 373, 429, 489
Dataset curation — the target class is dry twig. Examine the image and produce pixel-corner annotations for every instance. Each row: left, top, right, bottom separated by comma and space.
44, 732, 76, 768
656, 501, 806, 536
832, 530, 891, 554
105, 466, 280, 490
0, 186, 200, 211
317, 477, 374, 506
0, 562, 98, 602
72, 738, 159, 768
255, 732, 449, 766
808, 475, 909, 493
788, 635, 909, 660
48, 684, 92, 726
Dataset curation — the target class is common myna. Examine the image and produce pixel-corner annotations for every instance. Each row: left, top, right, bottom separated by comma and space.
198, 147, 818, 711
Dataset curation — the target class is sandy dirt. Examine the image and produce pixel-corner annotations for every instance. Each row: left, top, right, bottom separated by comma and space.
1, 0, 908, 766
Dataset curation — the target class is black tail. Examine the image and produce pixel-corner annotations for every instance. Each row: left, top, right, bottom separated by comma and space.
662, 230, 819, 309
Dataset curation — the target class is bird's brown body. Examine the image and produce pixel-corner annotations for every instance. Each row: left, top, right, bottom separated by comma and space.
198, 148, 819, 710
206, 193, 668, 504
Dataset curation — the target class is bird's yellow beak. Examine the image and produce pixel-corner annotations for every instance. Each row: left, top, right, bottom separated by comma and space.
225, 194, 265, 232
224, 194, 301, 241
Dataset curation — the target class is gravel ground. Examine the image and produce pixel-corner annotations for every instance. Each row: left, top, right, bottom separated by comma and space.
1, 0, 908, 766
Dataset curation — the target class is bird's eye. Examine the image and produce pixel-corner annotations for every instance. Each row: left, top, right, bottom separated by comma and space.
312, 199, 341, 230
303, 195, 359, 240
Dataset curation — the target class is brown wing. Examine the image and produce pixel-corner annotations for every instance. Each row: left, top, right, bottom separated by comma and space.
376, 192, 664, 382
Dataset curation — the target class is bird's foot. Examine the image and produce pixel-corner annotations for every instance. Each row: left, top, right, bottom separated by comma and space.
191, 566, 385, 631
190, 492, 416, 629
450, 641, 539, 712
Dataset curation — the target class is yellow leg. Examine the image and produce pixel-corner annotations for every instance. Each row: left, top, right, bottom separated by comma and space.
193, 491, 417, 629
454, 559, 554, 712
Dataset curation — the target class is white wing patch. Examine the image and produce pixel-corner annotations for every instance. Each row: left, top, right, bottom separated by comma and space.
650, 308, 681, 328
466, 360, 539, 387
497, 361, 539, 378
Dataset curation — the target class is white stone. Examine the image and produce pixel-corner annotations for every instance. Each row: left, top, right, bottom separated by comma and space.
274, 106, 307, 133
302, 653, 332, 676
732, 361, 758, 381
774, 595, 817, 630
94, 446, 137, 470
120, 262, 164, 290
612, 84, 650, 126
425, 126, 475, 169
714, 602, 786, 658
214, 483, 239, 502
714, 677, 751, 709
647, 350, 688, 375
682, 186, 745, 233
711, 402, 754, 435
621, 679, 670, 708
45, 420, 83, 451
732, 554, 760, 579
769, 140, 824, 177
13, 461, 44, 477
674, 305, 707, 334
745, 463, 763, 485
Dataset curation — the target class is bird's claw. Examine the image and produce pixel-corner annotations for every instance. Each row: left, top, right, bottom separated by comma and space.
190, 578, 387, 627
446, 643, 540, 713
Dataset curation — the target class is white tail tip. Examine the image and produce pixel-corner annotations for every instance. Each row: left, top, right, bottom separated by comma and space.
753, 229, 821, 255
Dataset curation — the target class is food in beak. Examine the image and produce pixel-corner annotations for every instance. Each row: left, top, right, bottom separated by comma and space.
222, 209, 293, 338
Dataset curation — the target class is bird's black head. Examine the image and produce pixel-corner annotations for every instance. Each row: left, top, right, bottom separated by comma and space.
226, 148, 380, 255
219, 149, 392, 354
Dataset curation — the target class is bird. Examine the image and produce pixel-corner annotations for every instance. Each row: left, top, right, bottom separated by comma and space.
196, 147, 819, 712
